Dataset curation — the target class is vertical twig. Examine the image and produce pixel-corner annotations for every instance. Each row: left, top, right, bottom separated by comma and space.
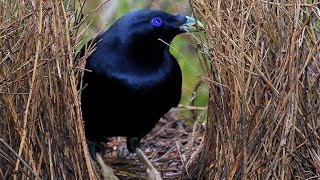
13, 0, 43, 179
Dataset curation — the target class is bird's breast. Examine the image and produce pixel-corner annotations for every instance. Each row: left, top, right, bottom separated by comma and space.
108, 58, 180, 91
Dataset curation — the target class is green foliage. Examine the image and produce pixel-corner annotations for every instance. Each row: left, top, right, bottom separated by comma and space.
170, 35, 208, 106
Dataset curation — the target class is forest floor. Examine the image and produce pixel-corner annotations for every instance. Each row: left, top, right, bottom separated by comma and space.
100, 110, 205, 180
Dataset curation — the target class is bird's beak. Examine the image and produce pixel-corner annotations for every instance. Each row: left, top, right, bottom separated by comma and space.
179, 16, 204, 32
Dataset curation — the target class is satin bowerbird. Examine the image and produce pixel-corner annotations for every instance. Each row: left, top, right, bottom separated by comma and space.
78, 9, 203, 178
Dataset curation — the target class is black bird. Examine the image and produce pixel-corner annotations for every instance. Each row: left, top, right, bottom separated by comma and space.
79, 9, 203, 177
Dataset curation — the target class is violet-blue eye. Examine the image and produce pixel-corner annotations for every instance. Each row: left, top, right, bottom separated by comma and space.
152, 17, 163, 27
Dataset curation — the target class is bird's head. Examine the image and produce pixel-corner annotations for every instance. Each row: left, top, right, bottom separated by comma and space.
111, 9, 203, 50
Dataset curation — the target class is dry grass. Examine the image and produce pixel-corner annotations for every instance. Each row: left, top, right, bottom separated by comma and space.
0, 0, 99, 179
2, 0, 320, 179
183, 0, 320, 179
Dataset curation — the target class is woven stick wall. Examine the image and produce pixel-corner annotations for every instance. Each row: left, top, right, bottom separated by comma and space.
183, 0, 320, 179
0, 0, 96, 179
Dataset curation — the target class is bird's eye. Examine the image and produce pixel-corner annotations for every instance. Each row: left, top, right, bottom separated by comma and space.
151, 17, 163, 27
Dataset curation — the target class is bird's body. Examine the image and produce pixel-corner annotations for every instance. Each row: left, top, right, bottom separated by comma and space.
79, 9, 203, 156
82, 43, 182, 151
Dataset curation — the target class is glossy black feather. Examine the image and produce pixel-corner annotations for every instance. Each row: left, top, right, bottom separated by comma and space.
79, 9, 193, 153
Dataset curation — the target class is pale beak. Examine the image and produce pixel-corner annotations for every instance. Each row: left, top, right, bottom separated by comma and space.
179, 16, 204, 32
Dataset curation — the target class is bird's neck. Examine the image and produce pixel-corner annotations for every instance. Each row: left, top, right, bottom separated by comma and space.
125, 39, 171, 65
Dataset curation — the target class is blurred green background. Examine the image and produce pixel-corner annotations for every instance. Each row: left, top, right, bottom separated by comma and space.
77, 0, 208, 122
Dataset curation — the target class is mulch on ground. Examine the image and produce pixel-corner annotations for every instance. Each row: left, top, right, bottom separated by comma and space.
101, 111, 205, 179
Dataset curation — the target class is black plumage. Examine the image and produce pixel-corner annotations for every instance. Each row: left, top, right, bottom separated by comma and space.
79, 9, 203, 158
